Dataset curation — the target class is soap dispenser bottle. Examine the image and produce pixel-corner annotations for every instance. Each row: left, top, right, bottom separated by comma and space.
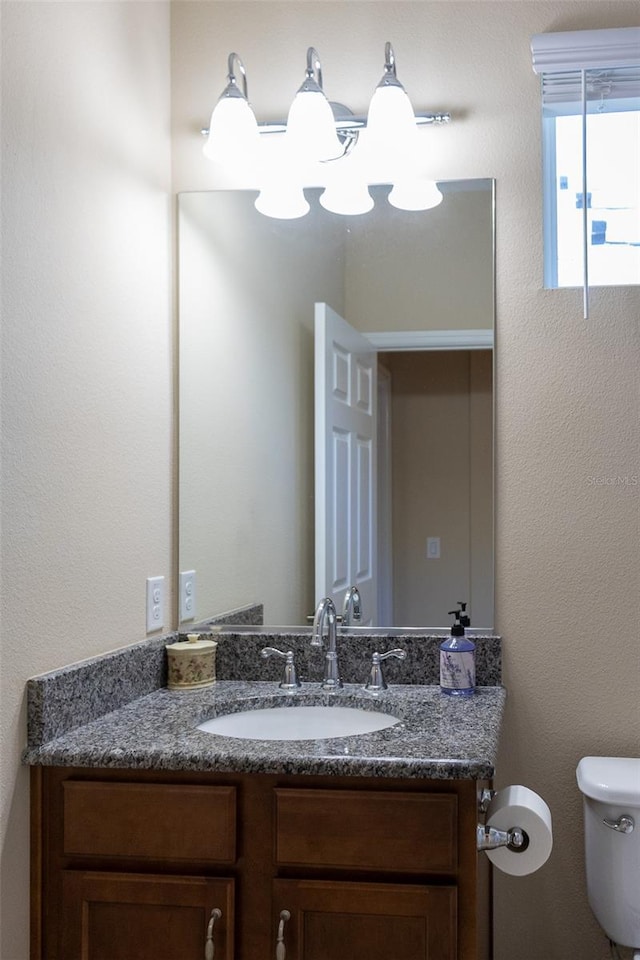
440, 609, 475, 697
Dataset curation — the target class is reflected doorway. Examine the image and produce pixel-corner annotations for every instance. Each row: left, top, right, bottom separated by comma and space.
376, 349, 493, 628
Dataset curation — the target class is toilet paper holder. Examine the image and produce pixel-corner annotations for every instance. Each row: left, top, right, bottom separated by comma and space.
476, 823, 529, 853
476, 789, 529, 853
478, 788, 496, 813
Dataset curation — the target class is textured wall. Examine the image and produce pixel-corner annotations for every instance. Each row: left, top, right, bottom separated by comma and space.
0, 4, 172, 957
171, 3, 639, 959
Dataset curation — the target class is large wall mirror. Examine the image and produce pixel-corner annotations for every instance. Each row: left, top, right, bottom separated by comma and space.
179, 180, 495, 629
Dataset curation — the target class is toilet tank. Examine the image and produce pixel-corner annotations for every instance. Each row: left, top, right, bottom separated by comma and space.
576, 757, 640, 950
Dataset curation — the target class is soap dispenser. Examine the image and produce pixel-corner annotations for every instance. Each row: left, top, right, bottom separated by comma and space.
440, 609, 475, 697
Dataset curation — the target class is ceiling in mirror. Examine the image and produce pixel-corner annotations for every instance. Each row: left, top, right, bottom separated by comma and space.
179, 180, 495, 630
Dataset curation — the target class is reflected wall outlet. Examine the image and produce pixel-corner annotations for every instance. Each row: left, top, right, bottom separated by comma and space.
146, 576, 165, 633
179, 569, 197, 622
426, 537, 441, 559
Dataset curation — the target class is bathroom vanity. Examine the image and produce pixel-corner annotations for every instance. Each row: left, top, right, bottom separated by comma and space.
34, 766, 491, 959
26, 632, 505, 960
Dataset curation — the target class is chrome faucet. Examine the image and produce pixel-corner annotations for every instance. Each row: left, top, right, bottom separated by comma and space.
342, 585, 362, 626
311, 597, 342, 690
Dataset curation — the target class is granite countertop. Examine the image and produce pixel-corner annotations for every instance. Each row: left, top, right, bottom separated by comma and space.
23, 679, 506, 780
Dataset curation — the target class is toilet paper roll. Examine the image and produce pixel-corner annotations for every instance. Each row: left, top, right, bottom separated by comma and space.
485, 785, 553, 876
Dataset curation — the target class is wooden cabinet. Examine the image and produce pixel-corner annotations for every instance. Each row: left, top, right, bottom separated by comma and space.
32, 768, 490, 960
61, 872, 233, 960
272, 879, 456, 960
273, 788, 457, 873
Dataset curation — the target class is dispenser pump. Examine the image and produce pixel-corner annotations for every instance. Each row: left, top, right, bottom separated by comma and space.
458, 602, 471, 628
448, 609, 465, 637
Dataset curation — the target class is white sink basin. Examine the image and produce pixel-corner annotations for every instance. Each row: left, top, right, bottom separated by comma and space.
197, 705, 399, 741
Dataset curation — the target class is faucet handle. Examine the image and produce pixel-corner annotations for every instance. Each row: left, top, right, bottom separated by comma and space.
364, 649, 407, 692
261, 648, 301, 690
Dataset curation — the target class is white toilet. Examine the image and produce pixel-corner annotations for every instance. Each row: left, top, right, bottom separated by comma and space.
576, 756, 640, 956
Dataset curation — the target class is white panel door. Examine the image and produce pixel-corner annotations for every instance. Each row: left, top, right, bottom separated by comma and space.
315, 303, 377, 626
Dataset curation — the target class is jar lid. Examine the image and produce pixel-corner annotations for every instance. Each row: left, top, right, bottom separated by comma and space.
167, 634, 218, 655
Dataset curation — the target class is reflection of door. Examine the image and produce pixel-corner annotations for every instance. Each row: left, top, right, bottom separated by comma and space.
314, 303, 377, 625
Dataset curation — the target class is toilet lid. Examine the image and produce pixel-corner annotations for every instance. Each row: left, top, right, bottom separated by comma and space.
577, 756, 640, 805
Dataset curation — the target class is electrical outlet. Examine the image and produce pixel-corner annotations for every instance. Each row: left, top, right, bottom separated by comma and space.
146, 576, 165, 633
426, 537, 441, 559
179, 569, 197, 622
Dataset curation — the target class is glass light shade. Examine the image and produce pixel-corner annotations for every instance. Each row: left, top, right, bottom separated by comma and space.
365, 84, 419, 156
319, 178, 374, 216
388, 180, 443, 211
286, 88, 343, 162
255, 182, 310, 220
203, 95, 260, 163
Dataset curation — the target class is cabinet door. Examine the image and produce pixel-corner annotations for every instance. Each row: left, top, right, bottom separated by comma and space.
272, 879, 456, 960
61, 871, 233, 960
274, 788, 457, 873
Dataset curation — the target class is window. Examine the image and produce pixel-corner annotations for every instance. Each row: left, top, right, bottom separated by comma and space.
532, 28, 640, 299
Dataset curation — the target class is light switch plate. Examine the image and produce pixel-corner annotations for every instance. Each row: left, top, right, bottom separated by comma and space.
179, 569, 196, 622
146, 576, 165, 633
426, 537, 441, 559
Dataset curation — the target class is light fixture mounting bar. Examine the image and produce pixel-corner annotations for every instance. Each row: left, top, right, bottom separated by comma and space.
201, 110, 450, 138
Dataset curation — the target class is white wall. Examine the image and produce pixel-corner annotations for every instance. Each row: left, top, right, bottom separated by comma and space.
179, 192, 345, 623
0, 3, 172, 957
345, 185, 494, 332
171, 4, 640, 959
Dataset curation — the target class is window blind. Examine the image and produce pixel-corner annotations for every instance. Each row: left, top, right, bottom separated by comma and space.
531, 26, 640, 109
531, 26, 640, 314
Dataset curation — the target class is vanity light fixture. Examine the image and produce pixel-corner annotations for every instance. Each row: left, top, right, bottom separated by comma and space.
286, 46, 344, 162
202, 43, 451, 219
364, 43, 443, 212
203, 53, 260, 166
366, 42, 425, 158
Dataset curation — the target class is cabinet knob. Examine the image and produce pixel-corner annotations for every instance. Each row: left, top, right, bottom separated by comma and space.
205, 907, 222, 960
276, 909, 290, 960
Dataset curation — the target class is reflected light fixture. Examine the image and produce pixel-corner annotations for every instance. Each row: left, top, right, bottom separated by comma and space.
320, 173, 374, 216
254, 179, 310, 219
388, 179, 443, 211
202, 43, 451, 219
